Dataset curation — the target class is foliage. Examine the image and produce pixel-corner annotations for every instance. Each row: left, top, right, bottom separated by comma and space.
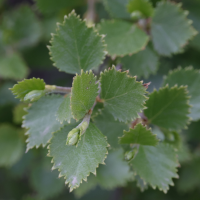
1, 0, 200, 200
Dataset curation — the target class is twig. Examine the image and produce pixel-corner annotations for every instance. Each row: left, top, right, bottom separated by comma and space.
45, 85, 71, 94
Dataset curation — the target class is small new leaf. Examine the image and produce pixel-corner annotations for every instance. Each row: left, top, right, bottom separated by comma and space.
100, 66, 147, 122
71, 71, 99, 120
127, 0, 154, 17
49, 10, 105, 74
11, 78, 45, 101
24, 90, 45, 102
124, 149, 137, 161
49, 123, 108, 191
119, 123, 158, 146
66, 128, 79, 146
144, 86, 190, 131
131, 143, 179, 193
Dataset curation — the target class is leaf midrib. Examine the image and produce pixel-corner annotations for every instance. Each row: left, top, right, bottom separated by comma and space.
148, 90, 181, 124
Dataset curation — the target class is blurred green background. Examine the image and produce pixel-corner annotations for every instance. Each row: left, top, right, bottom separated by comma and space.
1, 0, 200, 199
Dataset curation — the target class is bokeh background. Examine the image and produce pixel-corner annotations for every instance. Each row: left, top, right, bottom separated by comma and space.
1, 0, 200, 199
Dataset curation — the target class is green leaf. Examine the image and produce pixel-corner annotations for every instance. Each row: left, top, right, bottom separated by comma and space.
97, 149, 132, 189
127, 0, 154, 17
151, 1, 197, 56
163, 67, 200, 121
11, 78, 45, 101
48, 123, 108, 191
0, 124, 24, 167
177, 158, 200, 193
144, 86, 190, 131
13, 103, 28, 124
121, 45, 159, 79
56, 94, 72, 124
49, 10, 106, 75
100, 66, 147, 122
98, 20, 149, 56
24, 90, 45, 102
131, 143, 179, 193
0, 82, 19, 106
93, 108, 129, 149
119, 123, 158, 146
74, 149, 132, 196
1, 5, 42, 49
71, 71, 99, 120
0, 52, 28, 80
102, 0, 130, 19
135, 175, 148, 192
35, 0, 85, 14
177, 142, 191, 164
91, 102, 104, 119
30, 157, 64, 199
41, 17, 58, 41
23, 95, 67, 151
161, 128, 181, 150
73, 174, 97, 198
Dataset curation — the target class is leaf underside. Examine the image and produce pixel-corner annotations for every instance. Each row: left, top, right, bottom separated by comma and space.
23, 95, 67, 151
56, 94, 72, 123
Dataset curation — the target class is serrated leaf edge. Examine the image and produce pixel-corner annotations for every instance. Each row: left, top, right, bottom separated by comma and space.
153, 1, 198, 57
10, 77, 46, 100
147, 85, 192, 131
98, 19, 149, 57
22, 94, 63, 152
119, 123, 158, 146
48, 10, 107, 74
100, 65, 148, 123
70, 70, 99, 121
47, 123, 109, 192
131, 143, 179, 193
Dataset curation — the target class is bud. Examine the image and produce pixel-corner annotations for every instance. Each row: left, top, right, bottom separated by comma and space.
24, 90, 45, 102
66, 128, 79, 146
79, 121, 89, 135
130, 11, 143, 20
124, 149, 137, 161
